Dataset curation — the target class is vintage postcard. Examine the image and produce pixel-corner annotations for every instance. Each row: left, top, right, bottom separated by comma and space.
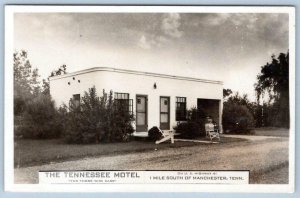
4, 5, 295, 192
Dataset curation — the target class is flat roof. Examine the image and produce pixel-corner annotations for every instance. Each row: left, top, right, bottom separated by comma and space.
49, 67, 223, 85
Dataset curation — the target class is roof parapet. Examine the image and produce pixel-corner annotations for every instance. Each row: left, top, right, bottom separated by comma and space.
49, 67, 223, 85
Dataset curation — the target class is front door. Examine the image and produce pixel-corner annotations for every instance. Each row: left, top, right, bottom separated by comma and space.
136, 95, 148, 132
160, 96, 170, 130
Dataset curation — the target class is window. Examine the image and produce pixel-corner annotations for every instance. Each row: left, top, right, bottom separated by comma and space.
72, 94, 80, 108
114, 92, 133, 115
176, 97, 187, 121
114, 92, 129, 100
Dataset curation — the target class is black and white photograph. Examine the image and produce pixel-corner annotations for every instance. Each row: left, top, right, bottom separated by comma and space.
4, 5, 295, 192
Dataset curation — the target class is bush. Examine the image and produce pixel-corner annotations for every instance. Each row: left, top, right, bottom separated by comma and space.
174, 108, 206, 139
148, 126, 162, 141
15, 94, 63, 139
61, 103, 84, 143
104, 92, 135, 142
110, 103, 135, 142
63, 87, 135, 144
222, 103, 254, 133
175, 122, 202, 139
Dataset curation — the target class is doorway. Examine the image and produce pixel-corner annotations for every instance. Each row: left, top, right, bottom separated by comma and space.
136, 95, 148, 132
160, 96, 170, 130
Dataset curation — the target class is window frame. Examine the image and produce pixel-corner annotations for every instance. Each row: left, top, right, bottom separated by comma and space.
114, 92, 129, 100
114, 92, 133, 115
176, 96, 187, 121
72, 94, 81, 109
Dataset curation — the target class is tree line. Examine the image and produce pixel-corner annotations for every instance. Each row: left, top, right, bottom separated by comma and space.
222, 51, 289, 132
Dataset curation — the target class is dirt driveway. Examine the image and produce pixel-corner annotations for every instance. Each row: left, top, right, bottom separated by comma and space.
15, 134, 289, 184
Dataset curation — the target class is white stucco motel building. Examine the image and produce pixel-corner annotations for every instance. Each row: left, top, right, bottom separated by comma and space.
49, 67, 223, 136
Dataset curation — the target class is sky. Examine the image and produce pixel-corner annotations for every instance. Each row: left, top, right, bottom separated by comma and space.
14, 12, 289, 101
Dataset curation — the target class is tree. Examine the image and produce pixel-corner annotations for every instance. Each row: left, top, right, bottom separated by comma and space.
255, 52, 289, 127
16, 94, 63, 139
14, 50, 66, 138
50, 64, 67, 77
223, 88, 233, 99
222, 103, 255, 133
222, 91, 256, 132
42, 79, 50, 96
42, 65, 68, 96
14, 50, 41, 115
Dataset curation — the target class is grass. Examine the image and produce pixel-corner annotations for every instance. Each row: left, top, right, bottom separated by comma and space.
254, 127, 289, 137
14, 127, 288, 168
14, 136, 244, 168
226, 127, 289, 137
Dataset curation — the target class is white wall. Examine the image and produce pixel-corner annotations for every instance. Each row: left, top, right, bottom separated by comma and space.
50, 69, 223, 132
50, 71, 100, 107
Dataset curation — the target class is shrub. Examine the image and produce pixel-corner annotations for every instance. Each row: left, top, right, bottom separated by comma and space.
109, 103, 135, 142
175, 122, 202, 139
174, 108, 206, 139
222, 103, 255, 133
61, 102, 84, 143
148, 126, 162, 141
104, 90, 134, 142
63, 87, 135, 144
15, 94, 63, 139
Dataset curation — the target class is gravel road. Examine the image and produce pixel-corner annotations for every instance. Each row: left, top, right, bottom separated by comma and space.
14, 135, 289, 184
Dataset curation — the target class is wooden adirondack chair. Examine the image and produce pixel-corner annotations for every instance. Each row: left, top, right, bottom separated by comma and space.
155, 128, 174, 144
205, 122, 220, 141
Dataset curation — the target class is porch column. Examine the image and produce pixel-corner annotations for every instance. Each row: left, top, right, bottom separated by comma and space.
219, 99, 223, 133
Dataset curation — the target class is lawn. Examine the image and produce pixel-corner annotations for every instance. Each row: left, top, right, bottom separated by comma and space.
14, 131, 289, 184
254, 127, 289, 137
14, 136, 244, 168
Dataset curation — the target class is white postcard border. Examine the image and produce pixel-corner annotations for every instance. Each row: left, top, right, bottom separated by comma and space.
4, 5, 296, 193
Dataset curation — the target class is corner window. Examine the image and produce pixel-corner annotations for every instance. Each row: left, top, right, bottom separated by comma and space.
114, 92, 133, 115
176, 97, 187, 121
